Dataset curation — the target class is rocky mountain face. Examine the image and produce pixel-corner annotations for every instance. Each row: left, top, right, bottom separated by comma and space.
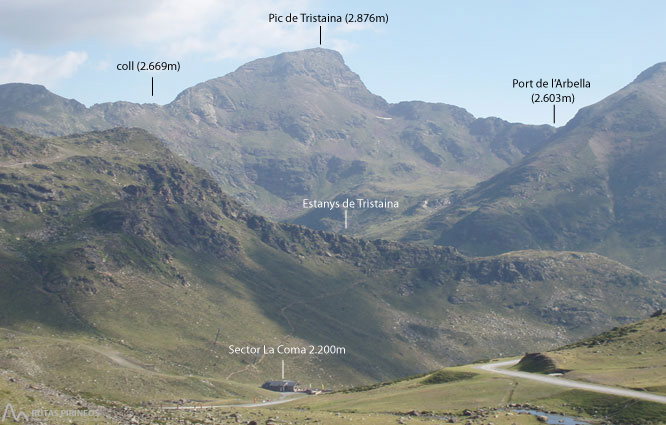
4, 51, 666, 281
409, 62, 666, 278
0, 48, 555, 232
0, 125, 662, 402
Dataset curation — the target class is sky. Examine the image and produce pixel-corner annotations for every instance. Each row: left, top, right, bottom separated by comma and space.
1, 0, 665, 125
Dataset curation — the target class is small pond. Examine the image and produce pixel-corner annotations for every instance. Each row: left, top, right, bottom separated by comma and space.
514, 409, 591, 425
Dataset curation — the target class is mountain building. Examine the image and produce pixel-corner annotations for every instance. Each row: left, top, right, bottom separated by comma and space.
262, 380, 300, 392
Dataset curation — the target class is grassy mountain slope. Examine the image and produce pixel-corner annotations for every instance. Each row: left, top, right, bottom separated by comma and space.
0, 125, 662, 404
295, 362, 666, 425
298, 314, 666, 425
517, 310, 666, 395
0, 48, 555, 234
409, 62, 666, 279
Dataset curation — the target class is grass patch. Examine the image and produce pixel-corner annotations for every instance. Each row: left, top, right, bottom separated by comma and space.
554, 390, 666, 425
335, 368, 477, 394
338, 372, 428, 393
645, 385, 666, 394
422, 370, 477, 385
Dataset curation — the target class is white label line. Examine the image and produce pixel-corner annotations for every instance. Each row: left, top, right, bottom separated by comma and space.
344, 209, 348, 229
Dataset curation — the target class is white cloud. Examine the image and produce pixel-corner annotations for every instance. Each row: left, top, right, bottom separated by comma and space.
0, 0, 367, 61
332, 21, 377, 34
94, 59, 111, 71
328, 38, 358, 55
0, 0, 372, 87
0, 50, 88, 86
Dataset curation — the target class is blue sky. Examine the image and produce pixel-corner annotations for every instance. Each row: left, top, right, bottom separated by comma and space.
1, 0, 665, 125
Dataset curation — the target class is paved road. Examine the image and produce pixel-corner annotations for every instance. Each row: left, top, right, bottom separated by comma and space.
163, 393, 308, 410
474, 359, 666, 404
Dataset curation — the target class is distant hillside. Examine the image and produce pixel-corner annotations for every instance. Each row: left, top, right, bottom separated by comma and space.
405, 62, 666, 279
0, 48, 555, 235
0, 125, 661, 403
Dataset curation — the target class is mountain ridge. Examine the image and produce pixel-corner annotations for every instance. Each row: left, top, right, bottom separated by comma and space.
404, 59, 666, 278
2, 49, 666, 281
0, 48, 556, 233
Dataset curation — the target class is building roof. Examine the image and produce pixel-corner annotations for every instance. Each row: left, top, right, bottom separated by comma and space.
264, 380, 297, 386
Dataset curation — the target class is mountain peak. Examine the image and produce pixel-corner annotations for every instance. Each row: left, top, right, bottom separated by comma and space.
0, 82, 84, 108
236, 48, 346, 78
174, 48, 387, 110
0, 82, 62, 105
244, 48, 386, 108
632, 61, 666, 84
0, 82, 89, 136
233, 48, 378, 101
0, 82, 48, 93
